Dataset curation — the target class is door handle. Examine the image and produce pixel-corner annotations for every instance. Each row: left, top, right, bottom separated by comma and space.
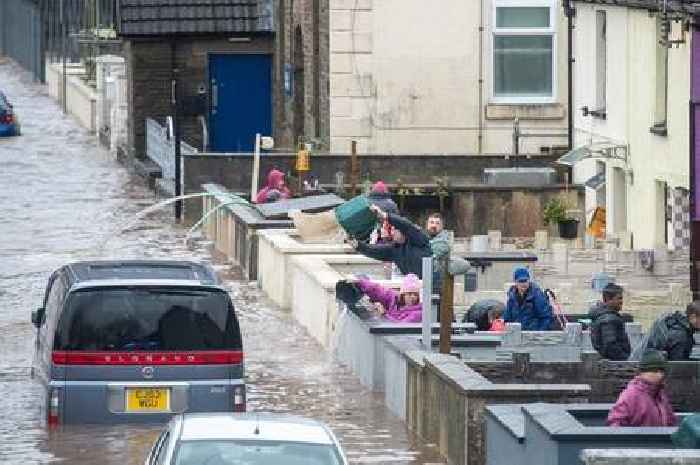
211, 80, 218, 114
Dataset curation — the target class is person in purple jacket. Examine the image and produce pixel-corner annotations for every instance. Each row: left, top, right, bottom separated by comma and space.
607, 349, 678, 427
354, 274, 423, 323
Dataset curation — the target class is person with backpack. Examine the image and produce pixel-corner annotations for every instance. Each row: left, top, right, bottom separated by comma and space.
644, 301, 700, 361
589, 283, 631, 361
504, 267, 553, 331
607, 350, 677, 427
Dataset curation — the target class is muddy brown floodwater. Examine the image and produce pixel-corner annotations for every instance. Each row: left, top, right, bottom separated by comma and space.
0, 60, 444, 465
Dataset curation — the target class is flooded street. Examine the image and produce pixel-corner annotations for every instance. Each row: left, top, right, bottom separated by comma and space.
0, 60, 443, 465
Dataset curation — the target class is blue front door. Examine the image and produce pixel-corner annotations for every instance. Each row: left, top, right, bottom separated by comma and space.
209, 54, 272, 152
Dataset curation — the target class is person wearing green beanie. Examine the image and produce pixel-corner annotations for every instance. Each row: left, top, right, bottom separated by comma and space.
607, 350, 678, 427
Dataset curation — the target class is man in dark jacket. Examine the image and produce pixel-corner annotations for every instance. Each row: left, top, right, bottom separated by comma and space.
504, 267, 553, 331
589, 283, 631, 361
350, 205, 432, 278
645, 301, 700, 360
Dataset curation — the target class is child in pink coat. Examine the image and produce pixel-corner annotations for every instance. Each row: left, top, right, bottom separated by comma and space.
356, 274, 422, 323
607, 350, 678, 427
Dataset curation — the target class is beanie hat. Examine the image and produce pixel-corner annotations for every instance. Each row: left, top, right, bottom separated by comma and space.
513, 267, 531, 283
639, 349, 667, 372
372, 181, 389, 194
399, 274, 422, 296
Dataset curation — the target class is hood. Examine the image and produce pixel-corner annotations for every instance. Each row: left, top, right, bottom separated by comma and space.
265, 169, 285, 189
429, 229, 449, 240
665, 311, 692, 332
630, 376, 664, 398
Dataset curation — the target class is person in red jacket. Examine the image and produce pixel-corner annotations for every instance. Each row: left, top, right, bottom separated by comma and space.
255, 169, 291, 204
607, 350, 678, 427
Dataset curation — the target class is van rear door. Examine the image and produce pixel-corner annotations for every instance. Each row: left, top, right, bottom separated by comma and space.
53, 286, 244, 424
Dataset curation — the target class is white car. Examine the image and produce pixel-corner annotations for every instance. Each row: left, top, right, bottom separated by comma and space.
145, 413, 348, 465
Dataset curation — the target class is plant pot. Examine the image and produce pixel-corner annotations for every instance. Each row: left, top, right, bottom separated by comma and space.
558, 219, 579, 239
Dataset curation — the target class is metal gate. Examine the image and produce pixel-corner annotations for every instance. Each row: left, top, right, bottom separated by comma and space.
0, 0, 44, 81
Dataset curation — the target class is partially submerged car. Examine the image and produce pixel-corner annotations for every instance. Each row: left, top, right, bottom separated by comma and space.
0, 91, 20, 137
32, 260, 245, 425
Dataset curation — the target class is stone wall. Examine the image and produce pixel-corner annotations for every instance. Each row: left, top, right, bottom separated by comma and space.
468, 352, 700, 412
278, 0, 330, 150
581, 449, 700, 465
406, 353, 590, 465
124, 36, 275, 161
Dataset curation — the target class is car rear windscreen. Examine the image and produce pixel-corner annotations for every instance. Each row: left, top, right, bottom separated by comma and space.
54, 287, 241, 351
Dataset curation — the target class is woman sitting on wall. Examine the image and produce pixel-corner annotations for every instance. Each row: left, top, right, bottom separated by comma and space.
348, 274, 423, 323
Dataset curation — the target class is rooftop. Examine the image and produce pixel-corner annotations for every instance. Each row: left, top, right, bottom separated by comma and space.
179, 413, 336, 444
66, 260, 218, 285
116, 0, 274, 37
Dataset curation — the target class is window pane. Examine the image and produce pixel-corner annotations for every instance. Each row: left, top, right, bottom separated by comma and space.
496, 7, 550, 28
494, 35, 553, 97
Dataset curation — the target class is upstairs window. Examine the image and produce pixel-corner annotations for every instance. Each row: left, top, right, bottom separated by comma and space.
651, 16, 669, 136
493, 0, 556, 103
594, 10, 607, 118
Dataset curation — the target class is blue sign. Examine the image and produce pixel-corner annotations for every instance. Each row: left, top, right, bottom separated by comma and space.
284, 63, 293, 97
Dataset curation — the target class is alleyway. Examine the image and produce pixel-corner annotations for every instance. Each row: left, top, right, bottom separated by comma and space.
0, 60, 444, 465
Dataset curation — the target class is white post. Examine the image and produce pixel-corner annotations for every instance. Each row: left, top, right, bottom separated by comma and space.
251, 133, 262, 201
422, 257, 433, 351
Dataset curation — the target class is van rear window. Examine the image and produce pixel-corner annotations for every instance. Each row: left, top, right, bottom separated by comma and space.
54, 288, 241, 351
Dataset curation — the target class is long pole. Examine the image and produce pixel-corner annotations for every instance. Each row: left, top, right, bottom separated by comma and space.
350, 140, 358, 196
171, 41, 182, 221
252, 133, 262, 201
691, 24, 700, 299
439, 255, 453, 354
61, 0, 67, 114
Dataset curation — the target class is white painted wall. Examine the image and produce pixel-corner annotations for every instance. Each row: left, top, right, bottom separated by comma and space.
572, 4, 690, 249
329, 0, 569, 155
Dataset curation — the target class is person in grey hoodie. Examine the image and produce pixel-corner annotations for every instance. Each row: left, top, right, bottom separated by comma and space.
644, 301, 700, 360
589, 283, 631, 361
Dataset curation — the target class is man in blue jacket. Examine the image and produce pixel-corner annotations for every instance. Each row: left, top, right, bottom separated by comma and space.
504, 267, 553, 331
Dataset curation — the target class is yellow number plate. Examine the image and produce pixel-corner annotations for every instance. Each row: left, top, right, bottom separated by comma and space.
126, 388, 170, 412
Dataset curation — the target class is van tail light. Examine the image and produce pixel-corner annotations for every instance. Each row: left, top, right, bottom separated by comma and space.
233, 385, 246, 412
51, 350, 244, 365
0, 114, 13, 124
48, 388, 61, 426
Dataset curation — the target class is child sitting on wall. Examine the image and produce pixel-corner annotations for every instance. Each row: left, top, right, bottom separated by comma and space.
351, 274, 422, 323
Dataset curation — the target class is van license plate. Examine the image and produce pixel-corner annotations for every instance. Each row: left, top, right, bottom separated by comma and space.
126, 388, 169, 412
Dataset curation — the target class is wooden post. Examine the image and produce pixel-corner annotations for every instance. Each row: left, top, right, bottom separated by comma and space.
350, 140, 359, 196
439, 255, 454, 354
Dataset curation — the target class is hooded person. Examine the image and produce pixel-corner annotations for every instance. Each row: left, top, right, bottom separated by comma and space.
255, 169, 291, 204
643, 301, 700, 361
367, 181, 399, 215
607, 350, 678, 427
354, 274, 422, 323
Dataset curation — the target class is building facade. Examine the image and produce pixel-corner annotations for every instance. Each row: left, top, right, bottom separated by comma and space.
281, 0, 572, 155
569, 0, 693, 250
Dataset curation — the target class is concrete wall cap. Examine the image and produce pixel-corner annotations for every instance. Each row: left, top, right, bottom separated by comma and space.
581, 449, 700, 459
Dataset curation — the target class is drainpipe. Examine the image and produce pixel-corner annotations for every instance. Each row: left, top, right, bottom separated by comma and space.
690, 20, 700, 299
564, 0, 575, 183
477, 0, 484, 154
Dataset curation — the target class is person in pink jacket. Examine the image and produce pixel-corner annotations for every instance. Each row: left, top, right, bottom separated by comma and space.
255, 169, 291, 204
355, 274, 422, 323
607, 350, 678, 427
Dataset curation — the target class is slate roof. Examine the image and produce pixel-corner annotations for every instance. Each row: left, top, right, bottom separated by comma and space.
117, 0, 273, 37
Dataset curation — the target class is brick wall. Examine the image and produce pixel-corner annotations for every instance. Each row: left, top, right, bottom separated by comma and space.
278, 0, 330, 150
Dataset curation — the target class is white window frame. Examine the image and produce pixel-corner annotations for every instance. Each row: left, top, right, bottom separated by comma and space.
491, 0, 557, 104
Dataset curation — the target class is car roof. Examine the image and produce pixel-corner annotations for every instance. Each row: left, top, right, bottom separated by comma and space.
178, 413, 336, 445
64, 260, 219, 286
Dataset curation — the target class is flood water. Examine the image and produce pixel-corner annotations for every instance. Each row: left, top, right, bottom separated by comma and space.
0, 59, 444, 464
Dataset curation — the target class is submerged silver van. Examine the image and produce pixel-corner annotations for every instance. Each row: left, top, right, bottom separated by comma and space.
31, 261, 245, 425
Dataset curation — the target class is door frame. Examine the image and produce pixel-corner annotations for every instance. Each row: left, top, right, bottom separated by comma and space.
206, 51, 274, 153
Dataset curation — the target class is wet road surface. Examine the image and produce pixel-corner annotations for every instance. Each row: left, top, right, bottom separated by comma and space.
0, 59, 444, 465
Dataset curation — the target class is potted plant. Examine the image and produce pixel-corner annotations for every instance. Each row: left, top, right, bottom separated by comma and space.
543, 198, 579, 239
